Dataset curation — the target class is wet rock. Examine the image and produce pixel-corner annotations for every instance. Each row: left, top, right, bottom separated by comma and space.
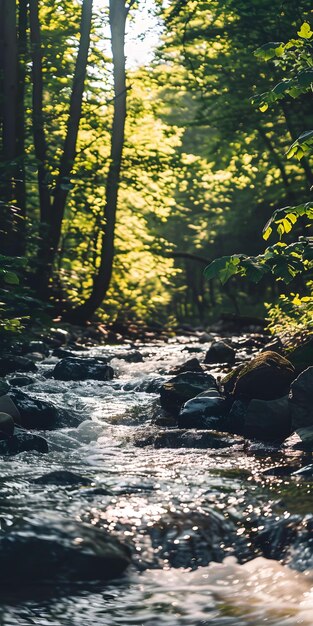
81, 487, 113, 497
227, 400, 248, 434
244, 396, 291, 441
230, 351, 295, 401
115, 350, 143, 363
0, 380, 10, 396
252, 515, 302, 561
26, 341, 50, 357
135, 428, 242, 449
52, 357, 114, 381
289, 367, 313, 429
0, 395, 22, 424
34, 470, 91, 486
169, 358, 204, 375
0, 428, 48, 455
281, 431, 311, 451
8, 375, 35, 387
204, 340, 235, 365
0, 356, 37, 377
177, 389, 230, 429
160, 371, 216, 416
290, 427, 313, 452
148, 509, 242, 569
292, 465, 313, 478
0, 516, 131, 582
198, 331, 215, 343
0, 412, 14, 436
8, 389, 81, 429
288, 337, 313, 373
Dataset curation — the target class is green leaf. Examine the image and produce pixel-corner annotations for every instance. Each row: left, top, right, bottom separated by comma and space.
204, 255, 242, 284
254, 42, 284, 60
297, 22, 313, 39
3, 271, 19, 286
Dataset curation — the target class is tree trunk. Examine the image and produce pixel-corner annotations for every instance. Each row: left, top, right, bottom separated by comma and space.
30, 0, 93, 299
14, 0, 28, 255
67, 0, 129, 323
0, 0, 18, 255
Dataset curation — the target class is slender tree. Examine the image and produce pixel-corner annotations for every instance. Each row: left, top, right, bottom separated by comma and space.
68, 0, 136, 323
29, 0, 94, 298
0, 0, 19, 255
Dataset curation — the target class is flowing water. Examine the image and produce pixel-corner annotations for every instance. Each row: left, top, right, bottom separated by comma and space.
1, 336, 313, 625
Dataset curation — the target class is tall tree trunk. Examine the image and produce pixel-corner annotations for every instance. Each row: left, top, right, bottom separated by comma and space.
30, 0, 93, 299
14, 0, 28, 255
68, 0, 131, 323
0, 0, 18, 255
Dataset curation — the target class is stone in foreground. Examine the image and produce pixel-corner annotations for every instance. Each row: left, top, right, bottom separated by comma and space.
0, 516, 131, 583
53, 357, 114, 381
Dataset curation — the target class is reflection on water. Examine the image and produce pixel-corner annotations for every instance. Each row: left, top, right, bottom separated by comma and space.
0, 338, 312, 624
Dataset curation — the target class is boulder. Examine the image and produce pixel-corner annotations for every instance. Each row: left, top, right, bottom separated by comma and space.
160, 371, 216, 415
52, 357, 114, 381
244, 396, 291, 441
230, 351, 295, 401
0, 516, 131, 583
289, 367, 313, 429
177, 389, 230, 429
0, 356, 37, 377
204, 341, 235, 365
8, 389, 81, 429
0, 428, 48, 455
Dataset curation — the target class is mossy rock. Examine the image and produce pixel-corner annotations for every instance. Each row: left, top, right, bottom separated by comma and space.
223, 351, 295, 401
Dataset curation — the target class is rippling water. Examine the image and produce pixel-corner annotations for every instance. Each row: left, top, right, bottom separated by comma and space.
1, 337, 313, 625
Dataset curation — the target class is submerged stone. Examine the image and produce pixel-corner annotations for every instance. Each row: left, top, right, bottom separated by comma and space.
33, 470, 91, 486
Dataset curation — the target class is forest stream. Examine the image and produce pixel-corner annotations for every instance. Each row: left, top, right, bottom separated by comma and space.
1, 334, 313, 626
